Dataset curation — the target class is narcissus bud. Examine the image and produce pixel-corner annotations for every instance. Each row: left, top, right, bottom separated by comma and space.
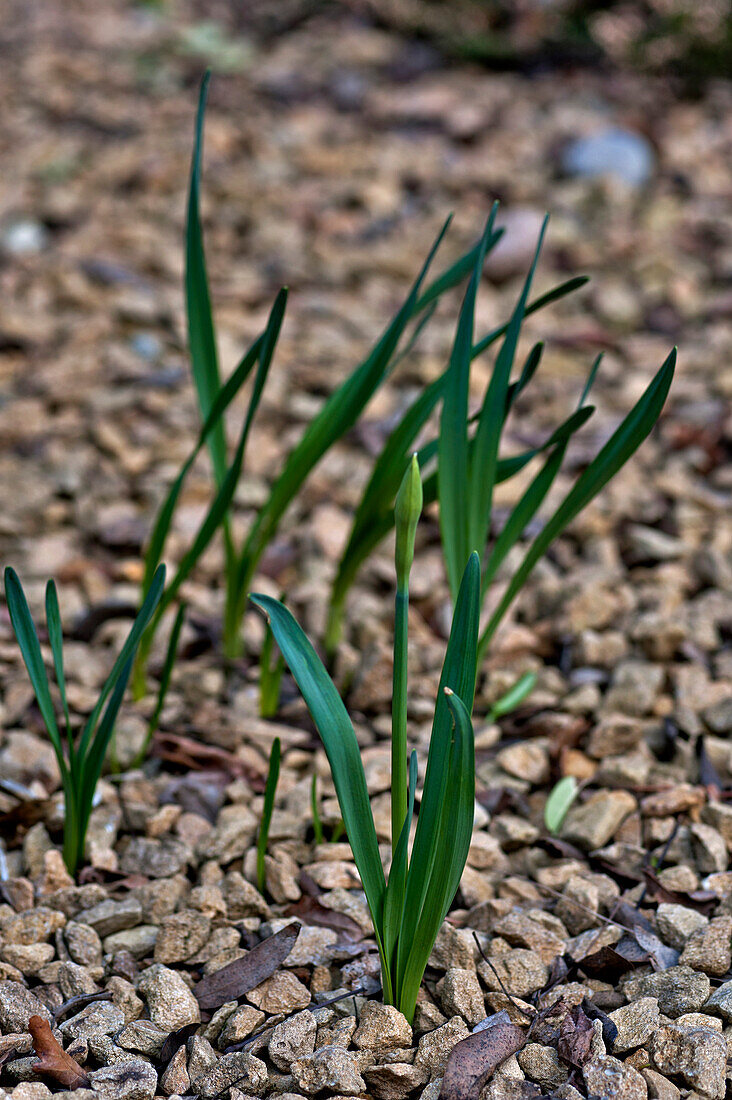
394, 454, 422, 589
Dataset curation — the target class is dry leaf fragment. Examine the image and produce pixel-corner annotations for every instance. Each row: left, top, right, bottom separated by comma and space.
557, 1004, 594, 1069
193, 922, 300, 1012
29, 1015, 90, 1090
439, 1018, 525, 1099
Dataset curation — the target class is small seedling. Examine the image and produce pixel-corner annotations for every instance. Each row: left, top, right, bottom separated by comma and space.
4, 566, 165, 874
252, 457, 480, 1023
311, 773, 324, 846
259, 614, 285, 719
487, 670, 537, 724
131, 602, 186, 769
256, 737, 281, 895
545, 775, 579, 835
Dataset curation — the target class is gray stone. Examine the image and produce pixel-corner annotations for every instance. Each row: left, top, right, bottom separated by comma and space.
651, 1023, 726, 1098
268, 1011, 317, 1070
116, 1020, 167, 1057
562, 128, 655, 187
2, 908, 66, 944
436, 968, 485, 1026
478, 949, 549, 999
690, 824, 728, 874
154, 910, 211, 964
247, 971, 310, 1014
218, 1005, 265, 1048
137, 964, 200, 1030
57, 962, 99, 998
702, 979, 732, 1022
679, 916, 732, 976
60, 1002, 125, 1041
159, 1045, 189, 1096
362, 1061, 428, 1099
656, 903, 708, 949
624, 966, 710, 1017
198, 1053, 268, 1098
120, 837, 190, 878
582, 1054, 647, 1099
640, 1068, 680, 1099
517, 1043, 568, 1089
0, 981, 52, 1032
414, 1017, 470, 1078
103, 927, 158, 959
561, 790, 636, 850
1, 944, 54, 976
64, 921, 103, 967
608, 997, 660, 1052
353, 1002, 412, 1050
292, 1045, 366, 1096
76, 899, 142, 937
88, 1059, 158, 1100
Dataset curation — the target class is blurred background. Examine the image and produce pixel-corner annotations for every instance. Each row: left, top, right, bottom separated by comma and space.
0, 0, 729, 651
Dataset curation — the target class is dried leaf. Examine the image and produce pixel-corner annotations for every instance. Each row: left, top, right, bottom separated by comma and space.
284, 895, 364, 941
193, 922, 300, 1011
557, 1004, 594, 1069
159, 1023, 200, 1067
577, 933, 651, 979
29, 1015, 90, 1090
580, 997, 618, 1050
153, 731, 255, 780
439, 1018, 525, 1099
642, 869, 717, 915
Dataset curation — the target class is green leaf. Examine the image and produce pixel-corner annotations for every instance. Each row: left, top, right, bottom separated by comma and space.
439, 211, 497, 598
4, 569, 67, 778
545, 775, 579, 834
77, 659, 133, 845
235, 219, 454, 608
482, 406, 594, 589
77, 565, 166, 761
471, 274, 588, 360
398, 687, 475, 1021
479, 349, 676, 655
134, 601, 187, 767
186, 71, 226, 486
468, 216, 548, 564
249, 594, 386, 934
45, 580, 71, 743
396, 552, 480, 993
257, 737, 281, 894
488, 671, 537, 722
142, 329, 265, 595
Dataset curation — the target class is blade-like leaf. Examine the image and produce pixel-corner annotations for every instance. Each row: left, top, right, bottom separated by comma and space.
235, 219, 454, 601
4, 569, 66, 775
45, 580, 71, 742
142, 330, 265, 595
257, 737, 281, 893
482, 406, 594, 588
77, 659, 133, 844
479, 349, 676, 656
77, 565, 166, 760
186, 71, 226, 486
249, 595, 386, 931
545, 775, 579, 834
468, 216, 548, 561
471, 274, 588, 361
399, 688, 475, 1021
144, 601, 187, 753
396, 552, 480, 991
488, 670, 537, 722
439, 210, 497, 598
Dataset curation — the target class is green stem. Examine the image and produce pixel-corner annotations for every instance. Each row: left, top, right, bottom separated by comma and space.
324, 596, 344, 664
391, 586, 409, 851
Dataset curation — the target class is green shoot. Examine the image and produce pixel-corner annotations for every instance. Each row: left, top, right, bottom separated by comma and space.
4, 566, 165, 874
259, 614, 285, 719
257, 737, 281, 895
132, 602, 186, 770
545, 775, 579, 835
251, 461, 481, 1023
487, 671, 537, 724
311, 773, 324, 846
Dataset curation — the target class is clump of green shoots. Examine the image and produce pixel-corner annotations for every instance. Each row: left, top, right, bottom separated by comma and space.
133, 74, 504, 701
252, 456, 480, 1023
327, 206, 676, 663
3, 566, 165, 874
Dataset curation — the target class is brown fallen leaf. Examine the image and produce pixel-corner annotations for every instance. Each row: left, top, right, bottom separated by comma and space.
642, 868, 717, 915
193, 922, 300, 1012
29, 1015, 90, 1090
284, 895, 364, 941
557, 1004, 594, 1069
439, 1017, 525, 1099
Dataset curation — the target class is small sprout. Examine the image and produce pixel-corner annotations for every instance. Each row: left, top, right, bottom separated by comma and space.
257, 738, 281, 895
4, 566, 165, 874
487, 671, 537, 724
394, 454, 422, 590
545, 775, 579, 835
259, 614, 285, 719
